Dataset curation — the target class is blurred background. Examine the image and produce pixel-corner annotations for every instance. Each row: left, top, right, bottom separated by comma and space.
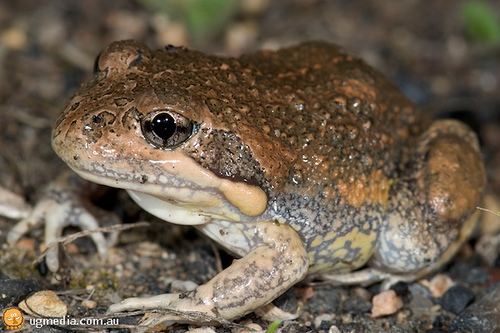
0, 1, 499, 332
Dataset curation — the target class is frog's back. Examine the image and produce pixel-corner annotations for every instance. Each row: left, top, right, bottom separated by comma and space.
237, 42, 428, 272
239, 42, 426, 193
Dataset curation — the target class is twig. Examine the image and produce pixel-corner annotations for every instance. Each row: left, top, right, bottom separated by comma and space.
210, 241, 223, 273
33, 222, 150, 264
476, 206, 500, 217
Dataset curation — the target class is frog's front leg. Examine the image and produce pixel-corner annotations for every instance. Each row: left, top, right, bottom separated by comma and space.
7, 172, 117, 272
108, 221, 308, 320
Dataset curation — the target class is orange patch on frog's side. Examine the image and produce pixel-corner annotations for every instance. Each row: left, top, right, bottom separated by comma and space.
337, 170, 391, 208
336, 78, 377, 101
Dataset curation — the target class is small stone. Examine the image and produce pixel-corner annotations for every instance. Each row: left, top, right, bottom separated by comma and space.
450, 283, 500, 332
464, 267, 489, 285
232, 321, 262, 332
15, 238, 35, 251
314, 313, 334, 328
476, 234, 500, 266
343, 295, 371, 313
0, 26, 27, 50
396, 309, 411, 323
66, 242, 79, 254
340, 312, 352, 323
439, 285, 475, 314
371, 290, 404, 318
81, 299, 97, 309
135, 241, 163, 257
420, 274, 455, 298
353, 287, 371, 301
409, 282, 432, 299
18, 290, 67, 317
298, 286, 315, 300
328, 325, 341, 333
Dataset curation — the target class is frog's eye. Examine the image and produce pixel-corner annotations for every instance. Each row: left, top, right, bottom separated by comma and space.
141, 111, 195, 149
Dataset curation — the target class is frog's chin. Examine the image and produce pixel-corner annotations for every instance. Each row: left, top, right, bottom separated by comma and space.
126, 190, 220, 225
70, 167, 244, 225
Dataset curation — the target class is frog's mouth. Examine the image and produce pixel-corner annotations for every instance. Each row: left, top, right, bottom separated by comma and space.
68, 161, 268, 226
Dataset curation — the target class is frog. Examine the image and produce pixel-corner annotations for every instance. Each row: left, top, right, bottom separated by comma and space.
7, 40, 485, 322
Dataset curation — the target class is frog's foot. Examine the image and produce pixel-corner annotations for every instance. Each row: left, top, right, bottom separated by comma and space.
108, 221, 308, 322
7, 178, 117, 272
255, 302, 302, 321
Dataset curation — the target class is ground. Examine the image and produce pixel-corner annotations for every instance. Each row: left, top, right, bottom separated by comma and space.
0, 1, 499, 332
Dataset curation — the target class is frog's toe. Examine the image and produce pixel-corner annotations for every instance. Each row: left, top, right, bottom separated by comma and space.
255, 303, 302, 321
7, 199, 52, 245
107, 294, 180, 313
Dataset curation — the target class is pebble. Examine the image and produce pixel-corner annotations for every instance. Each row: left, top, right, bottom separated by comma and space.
353, 287, 371, 301
19, 290, 67, 317
476, 233, 500, 266
439, 285, 475, 314
340, 312, 353, 323
450, 262, 488, 285
343, 294, 372, 313
231, 321, 262, 332
328, 325, 341, 333
81, 299, 97, 309
420, 274, 454, 298
450, 283, 500, 332
14, 238, 35, 251
66, 242, 79, 254
371, 290, 403, 318
0, 26, 27, 50
314, 313, 335, 328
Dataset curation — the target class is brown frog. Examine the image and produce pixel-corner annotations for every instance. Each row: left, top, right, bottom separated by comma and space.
8, 40, 485, 322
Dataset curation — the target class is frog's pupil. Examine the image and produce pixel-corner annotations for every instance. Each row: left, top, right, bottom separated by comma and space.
151, 113, 176, 140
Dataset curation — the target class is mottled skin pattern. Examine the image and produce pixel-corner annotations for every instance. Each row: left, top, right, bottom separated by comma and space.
46, 40, 486, 321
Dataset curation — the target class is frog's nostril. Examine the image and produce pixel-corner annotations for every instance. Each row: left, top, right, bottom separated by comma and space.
92, 114, 103, 124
